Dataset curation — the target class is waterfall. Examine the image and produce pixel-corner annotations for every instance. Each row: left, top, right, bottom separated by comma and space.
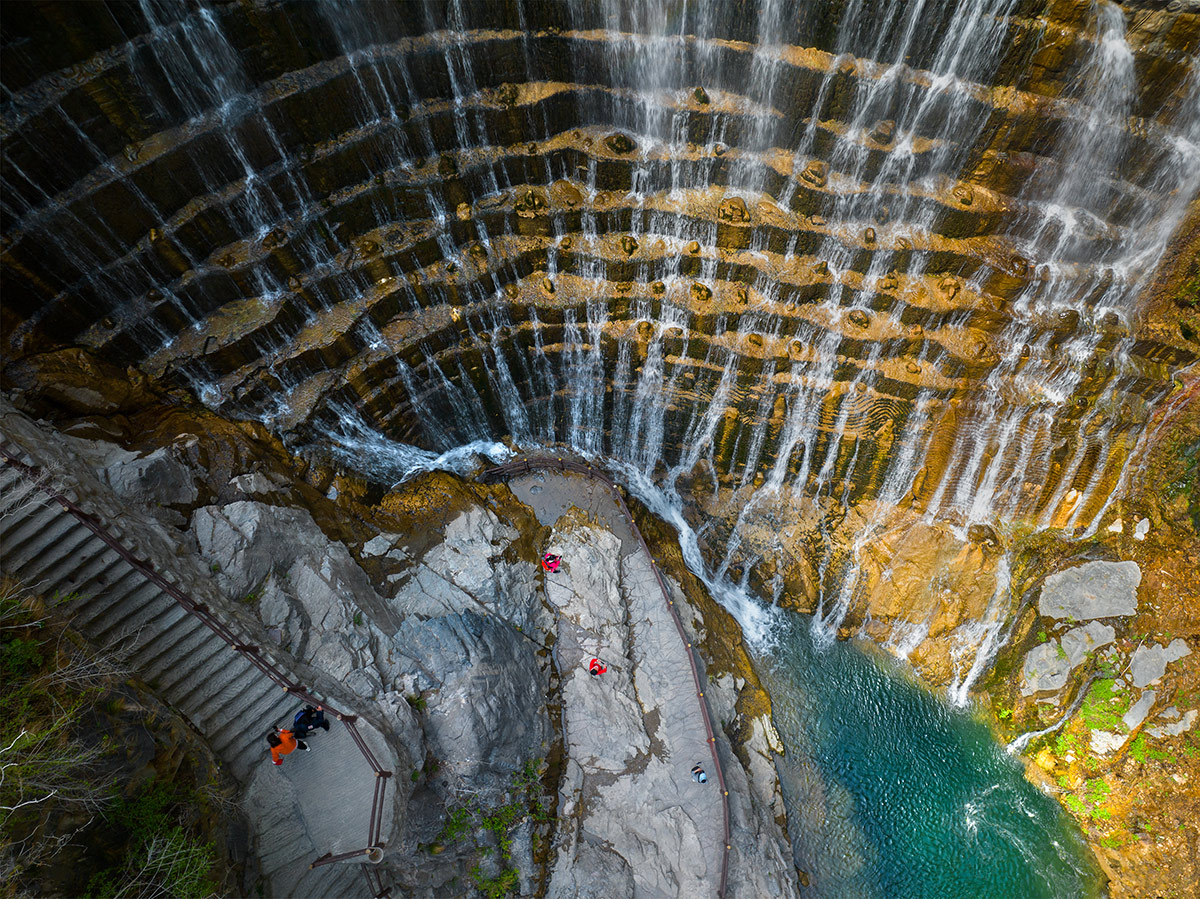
3, 0, 1197, 702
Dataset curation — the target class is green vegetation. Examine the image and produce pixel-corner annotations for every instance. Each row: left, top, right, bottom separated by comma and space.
1, 583, 221, 897
1079, 679, 1129, 732
433, 759, 551, 897
1083, 778, 1111, 806
1162, 436, 1200, 532
1055, 730, 1083, 757
2, 584, 108, 883
1128, 733, 1176, 765
85, 780, 217, 899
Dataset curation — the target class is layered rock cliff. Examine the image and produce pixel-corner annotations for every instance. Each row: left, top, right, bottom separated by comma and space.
3, 0, 1198, 677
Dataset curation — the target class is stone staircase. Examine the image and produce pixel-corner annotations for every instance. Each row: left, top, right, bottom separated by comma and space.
0, 456, 381, 898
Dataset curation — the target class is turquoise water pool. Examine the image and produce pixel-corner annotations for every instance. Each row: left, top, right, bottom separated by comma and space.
757, 614, 1102, 899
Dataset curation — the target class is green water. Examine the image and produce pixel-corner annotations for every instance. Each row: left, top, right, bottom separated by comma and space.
757, 614, 1102, 899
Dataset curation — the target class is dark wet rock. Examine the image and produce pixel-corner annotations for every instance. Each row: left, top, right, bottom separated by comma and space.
718, 197, 750, 223
800, 160, 828, 188
967, 523, 999, 545
605, 133, 636, 154
869, 119, 895, 143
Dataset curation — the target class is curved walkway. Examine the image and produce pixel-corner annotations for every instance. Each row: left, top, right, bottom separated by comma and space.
481, 456, 731, 898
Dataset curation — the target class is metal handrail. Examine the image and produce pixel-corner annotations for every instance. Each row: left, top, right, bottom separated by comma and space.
479, 456, 732, 899
0, 446, 392, 886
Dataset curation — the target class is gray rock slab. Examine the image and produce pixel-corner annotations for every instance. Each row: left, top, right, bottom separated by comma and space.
1022, 641, 1071, 695
1090, 730, 1125, 755
1038, 560, 1140, 620
546, 841, 634, 899
1061, 621, 1116, 668
1147, 709, 1198, 738
1122, 690, 1157, 731
1130, 639, 1192, 688
508, 470, 639, 554
387, 611, 549, 795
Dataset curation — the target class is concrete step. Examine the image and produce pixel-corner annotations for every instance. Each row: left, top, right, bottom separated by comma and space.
71, 579, 166, 636
21, 540, 114, 603
1, 507, 87, 570
50, 543, 127, 600
157, 640, 248, 702
280, 859, 366, 899
219, 691, 300, 778
219, 686, 296, 755
132, 615, 212, 682
10, 518, 101, 580
153, 626, 257, 698
68, 561, 146, 613
175, 651, 261, 712
194, 666, 281, 734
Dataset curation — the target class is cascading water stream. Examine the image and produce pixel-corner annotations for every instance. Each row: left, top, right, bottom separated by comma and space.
4, 1, 1198, 894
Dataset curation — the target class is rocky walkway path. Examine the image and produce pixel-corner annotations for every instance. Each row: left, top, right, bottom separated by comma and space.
484, 459, 730, 898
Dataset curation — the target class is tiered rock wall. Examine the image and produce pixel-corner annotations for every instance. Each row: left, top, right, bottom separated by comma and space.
3, 0, 1198, 674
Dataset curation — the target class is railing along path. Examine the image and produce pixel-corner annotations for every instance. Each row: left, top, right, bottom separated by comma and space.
480, 455, 732, 899
0, 446, 392, 894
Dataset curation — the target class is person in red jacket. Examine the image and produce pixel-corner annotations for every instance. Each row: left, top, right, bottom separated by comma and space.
267, 727, 309, 765
588, 657, 607, 677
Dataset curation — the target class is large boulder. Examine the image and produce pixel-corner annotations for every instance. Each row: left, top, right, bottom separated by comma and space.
1022, 641, 1072, 695
1060, 621, 1115, 667
190, 500, 402, 689
387, 611, 549, 795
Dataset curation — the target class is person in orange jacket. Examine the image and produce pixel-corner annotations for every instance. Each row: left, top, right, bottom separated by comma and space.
266, 727, 309, 765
